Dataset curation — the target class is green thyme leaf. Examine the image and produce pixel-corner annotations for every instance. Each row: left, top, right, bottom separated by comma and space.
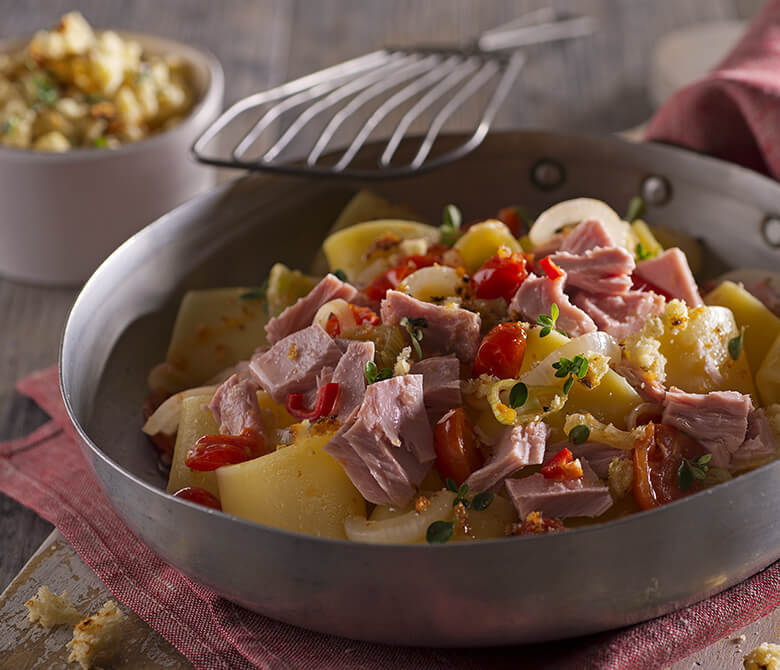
240, 279, 269, 300
626, 196, 645, 222
365, 360, 378, 384
563, 376, 574, 394
439, 204, 463, 247
471, 491, 494, 511
445, 477, 458, 493
537, 303, 565, 337
568, 424, 590, 445
635, 242, 652, 261
677, 461, 694, 491
400, 316, 426, 360
697, 454, 712, 465
728, 327, 745, 361
93, 136, 108, 148
574, 354, 589, 378
426, 520, 454, 544
509, 382, 528, 409
333, 269, 348, 282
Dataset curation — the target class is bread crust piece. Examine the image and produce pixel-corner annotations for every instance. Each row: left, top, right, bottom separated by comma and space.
66, 600, 127, 670
24, 585, 81, 627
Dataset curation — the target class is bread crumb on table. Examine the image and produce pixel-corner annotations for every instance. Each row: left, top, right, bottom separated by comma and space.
66, 600, 127, 670
24, 585, 82, 627
744, 642, 780, 670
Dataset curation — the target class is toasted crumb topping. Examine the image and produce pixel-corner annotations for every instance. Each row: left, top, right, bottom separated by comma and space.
66, 600, 127, 670
24, 585, 81, 627
744, 642, 780, 670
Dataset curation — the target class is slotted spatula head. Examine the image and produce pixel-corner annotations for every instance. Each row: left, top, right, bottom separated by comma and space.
192, 8, 596, 179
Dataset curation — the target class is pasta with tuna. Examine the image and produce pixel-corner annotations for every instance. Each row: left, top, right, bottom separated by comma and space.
143, 192, 780, 544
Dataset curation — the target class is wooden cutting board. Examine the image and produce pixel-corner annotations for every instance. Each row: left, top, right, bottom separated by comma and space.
1, 531, 777, 669
0, 530, 190, 669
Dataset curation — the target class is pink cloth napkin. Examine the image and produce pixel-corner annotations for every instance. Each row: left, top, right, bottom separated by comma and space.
1, 366, 779, 669
645, 0, 780, 179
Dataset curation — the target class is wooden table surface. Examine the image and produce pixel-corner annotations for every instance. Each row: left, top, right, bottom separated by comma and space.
1, 1, 776, 668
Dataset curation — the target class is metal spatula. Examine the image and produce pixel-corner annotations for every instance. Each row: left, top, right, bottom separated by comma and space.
192, 8, 596, 179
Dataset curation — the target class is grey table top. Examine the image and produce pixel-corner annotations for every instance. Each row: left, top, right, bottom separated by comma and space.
1, 1, 775, 667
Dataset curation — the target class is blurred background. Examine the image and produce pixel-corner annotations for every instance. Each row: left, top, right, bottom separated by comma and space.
0, 0, 764, 138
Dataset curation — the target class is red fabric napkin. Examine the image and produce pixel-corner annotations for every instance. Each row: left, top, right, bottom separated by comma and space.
645, 0, 780, 179
1, 366, 779, 670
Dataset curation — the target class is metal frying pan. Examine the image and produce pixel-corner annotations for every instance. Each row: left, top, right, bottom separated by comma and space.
60, 131, 780, 646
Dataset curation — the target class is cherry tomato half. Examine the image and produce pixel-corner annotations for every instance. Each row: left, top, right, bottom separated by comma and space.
363, 251, 446, 302
470, 250, 529, 303
632, 423, 707, 510
325, 304, 379, 337
472, 322, 528, 379
172, 486, 221, 510
434, 407, 484, 485
185, 428, 264, 471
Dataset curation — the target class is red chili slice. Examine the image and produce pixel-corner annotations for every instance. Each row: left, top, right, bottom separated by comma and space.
172, 486, 221, 510
541, 447, 583, 480
285, 382, 340, 421
539, 256, 564, 280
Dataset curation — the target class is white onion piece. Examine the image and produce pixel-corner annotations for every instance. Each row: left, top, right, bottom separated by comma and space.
626, 402, 663, 430
313, 298, 357, 334
520, 331, 620, 387
397, 265, 462, 303
142, 385, 218, 436
529, 198, 634, 251
344, 490, 455, 544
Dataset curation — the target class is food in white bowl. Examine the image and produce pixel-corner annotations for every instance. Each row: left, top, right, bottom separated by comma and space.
0, 12, 194, 151
0, 12, 223, 285
142, 192, 780, 543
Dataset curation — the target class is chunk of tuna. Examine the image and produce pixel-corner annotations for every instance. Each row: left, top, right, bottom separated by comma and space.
549, 247, 635, 295
509, 275, 596, 337
249, 324, 343, 403
410, 355, 461, 419
208, 374, 264, 436
635, 248, 702, 307
380, 290, 482, 363
324, 375, 435, 506
613, 359, 667, 404
331, 340, 375, 421
730, 409, 778, 470
505, 459, 613, 519
561, 219, 616, 254
662, 389, 753, 467
465, 421, 549, 493
574, 290, 665, 340
265, 273, 358, 344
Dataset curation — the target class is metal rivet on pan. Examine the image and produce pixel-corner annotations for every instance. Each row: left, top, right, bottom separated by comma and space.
640, 175, 672, 205
762, 214, 780, 248
531, 159, 565, 190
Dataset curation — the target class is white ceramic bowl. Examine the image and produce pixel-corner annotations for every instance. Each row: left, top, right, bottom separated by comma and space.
0, 32, 224, 285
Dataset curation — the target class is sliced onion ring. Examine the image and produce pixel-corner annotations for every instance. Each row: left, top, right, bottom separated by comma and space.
529, 198, 635, 251
344, 490, 455, 544
398, 265, 462, 303
520, 331, 620, 387
142, 385, 218, 436
313, 298, 357, 334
